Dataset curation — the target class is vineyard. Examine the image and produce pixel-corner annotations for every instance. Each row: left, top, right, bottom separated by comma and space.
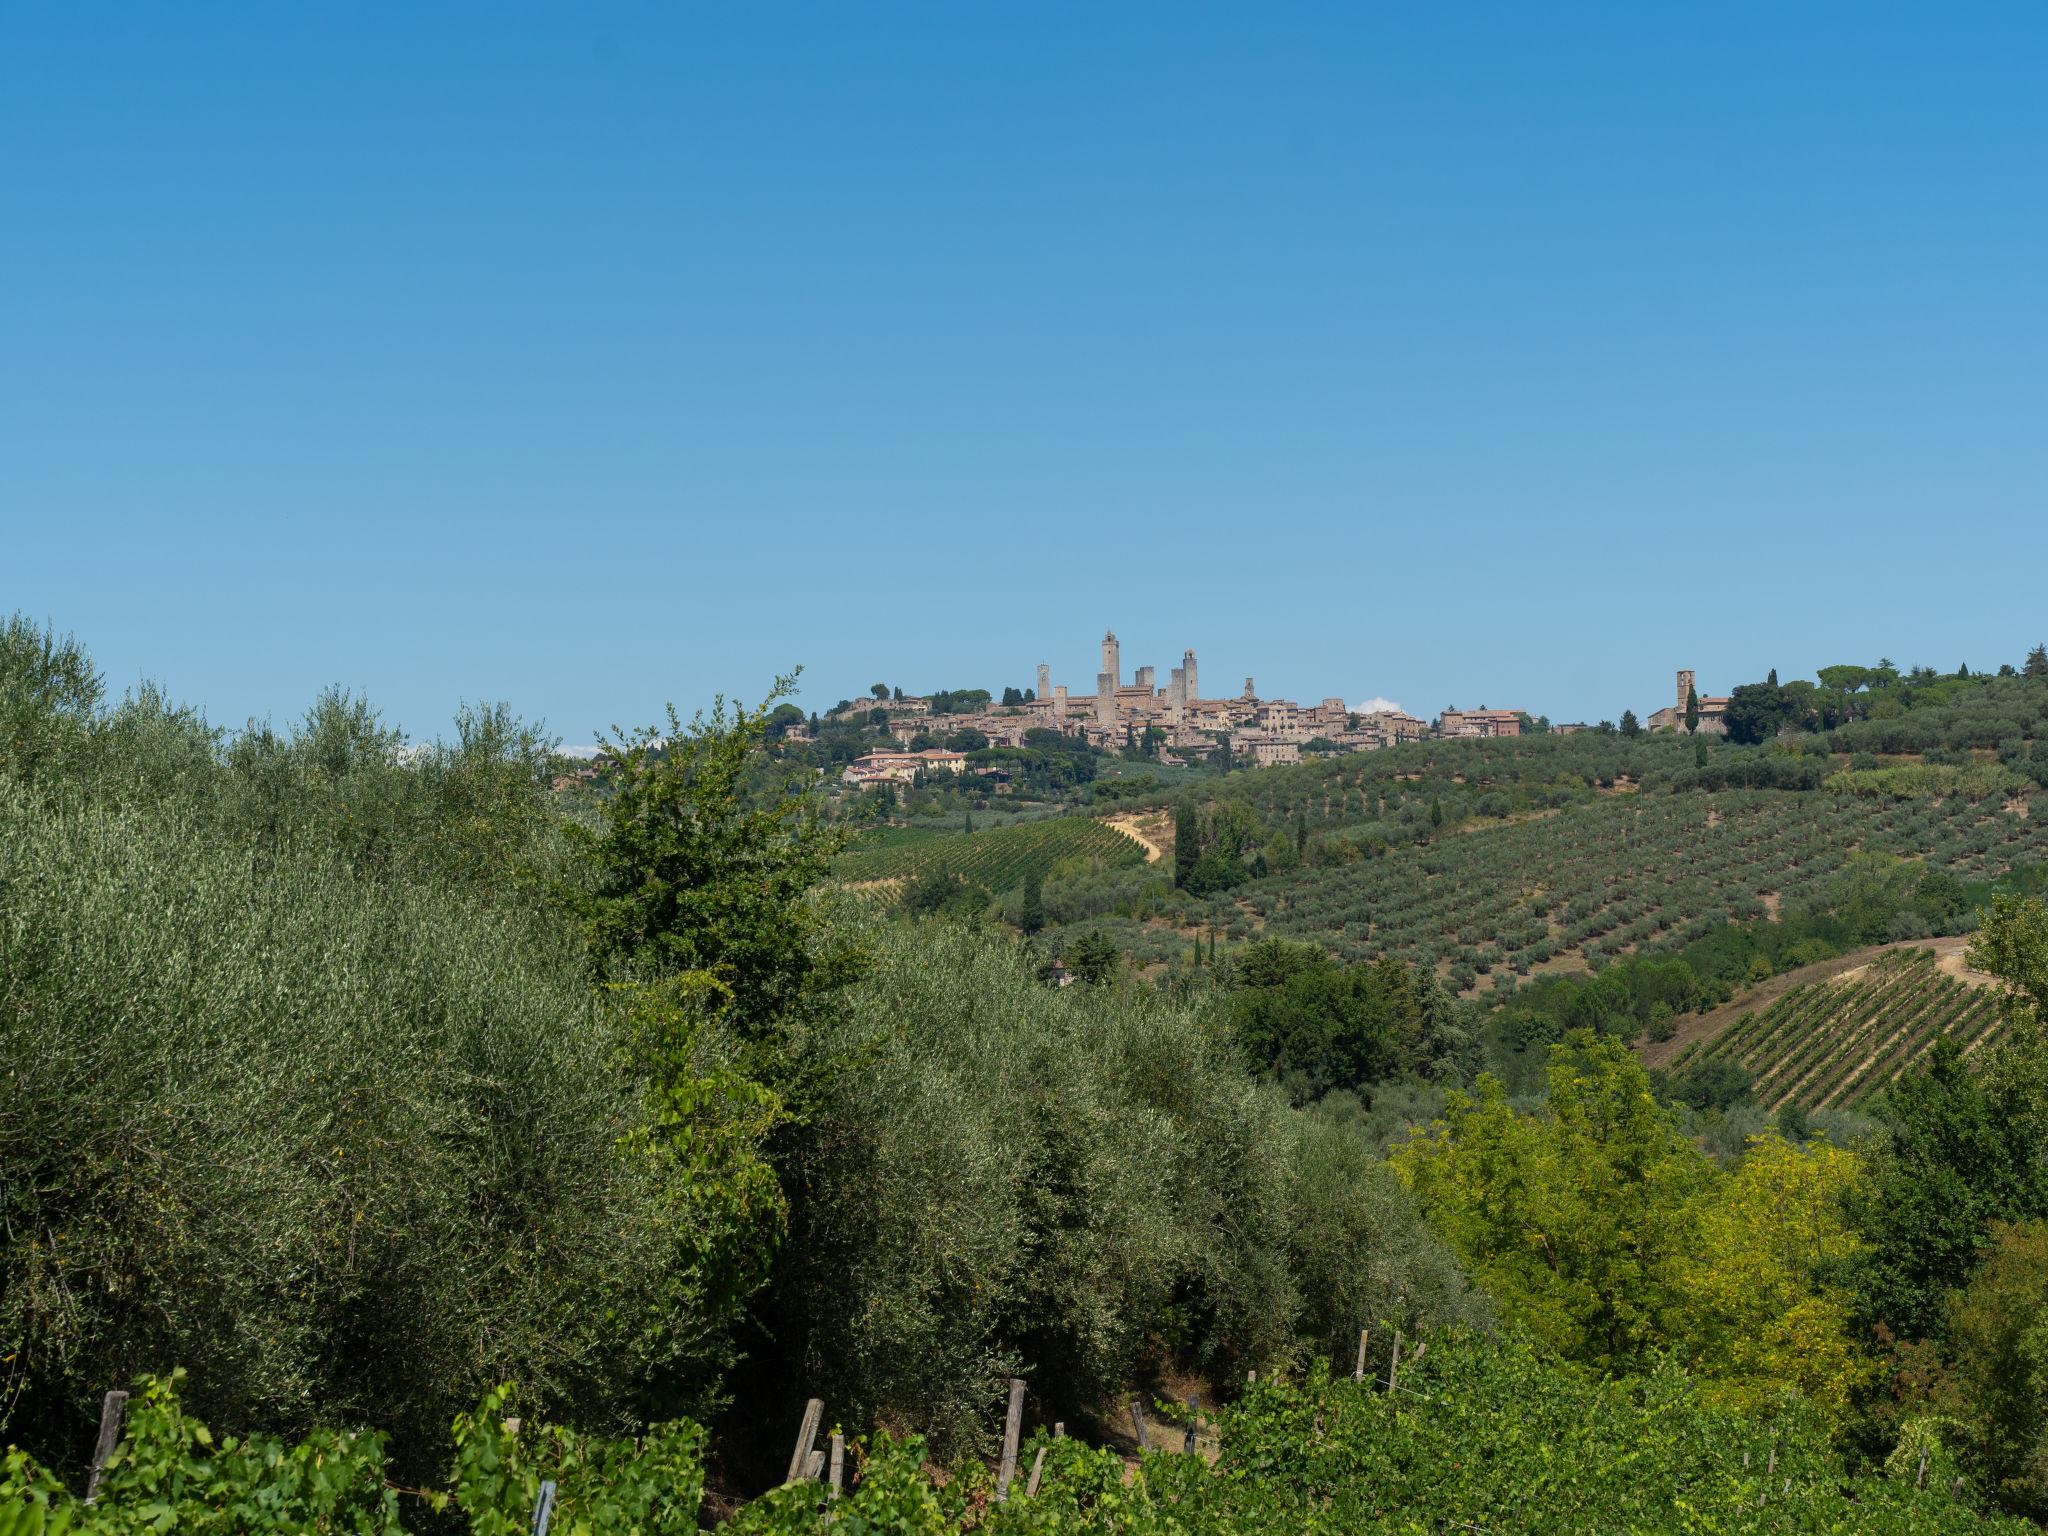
1669, 946, 2006, 1113
834, 815, 1147, 892
1158, 789, 2048, 980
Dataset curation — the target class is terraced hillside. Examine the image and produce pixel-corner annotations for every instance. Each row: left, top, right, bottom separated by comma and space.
835, 815, 1147, 893
1667, 947, 2006, 1112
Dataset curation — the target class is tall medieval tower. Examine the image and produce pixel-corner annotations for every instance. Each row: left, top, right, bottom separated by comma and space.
1100, 630, 1121, 688
1036, 662, 1051, 699
1182, 648, 1198, 702
1676, 669, 1696, 714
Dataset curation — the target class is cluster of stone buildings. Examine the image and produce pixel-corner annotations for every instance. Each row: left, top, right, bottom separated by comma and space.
831, 645, 1727, 792
839, 747, 969, 790
1646, 668, 1731, 735
835, 629, 1441, 772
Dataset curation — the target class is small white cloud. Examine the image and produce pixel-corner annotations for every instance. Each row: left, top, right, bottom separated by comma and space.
1352, 696, 1403, 716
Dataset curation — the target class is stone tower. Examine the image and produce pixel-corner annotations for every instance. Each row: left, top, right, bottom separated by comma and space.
1183, 648, 1198, 702
1100, 630, 1121, 690
1036, 662, 1050, 700
1053, 684, 1069, 720
1134, 664, 1155, 692
1167, 665, 1186, 707
1676, 669, 1696, 715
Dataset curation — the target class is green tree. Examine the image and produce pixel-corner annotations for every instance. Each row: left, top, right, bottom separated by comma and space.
1428, 796, 1444, 833
1694, 735, 1709, 768
1619, 708, 1641, 738
1295, 807, 1309, 856
0, 614, 104, 784
870, 682, 889, 700
572, 678, 845, 1041
1723, 681, 1789, 745
2025, 644, 2048, 679
1949, 1221, 2048, 1516
1846, 1035, 2048, 1340
1685, 684, 1700, 734
1018, 871, 1045, 935
1394, 1033, 1711, 1372
1174, 798, 1200, 888
1064, 930, 1120, 985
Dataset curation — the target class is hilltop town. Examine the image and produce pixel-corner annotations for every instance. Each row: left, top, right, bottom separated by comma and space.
827, 628, 1718, 793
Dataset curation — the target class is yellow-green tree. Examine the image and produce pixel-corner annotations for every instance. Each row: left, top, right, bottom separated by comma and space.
1677, 1134, 1872, 1425
1392, 1032, 1709, 1371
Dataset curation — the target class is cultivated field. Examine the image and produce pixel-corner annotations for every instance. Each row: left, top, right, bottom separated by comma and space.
834, 814, 1148, 892
1184, 789, 2048, 974
1666, 946, 2006, 1112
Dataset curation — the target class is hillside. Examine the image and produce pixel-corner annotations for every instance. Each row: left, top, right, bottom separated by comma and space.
833, 814, 1148, 892
1664, 944, 2007, 1113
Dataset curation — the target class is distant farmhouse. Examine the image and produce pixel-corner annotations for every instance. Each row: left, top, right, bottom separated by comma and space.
840, 747, 969, 789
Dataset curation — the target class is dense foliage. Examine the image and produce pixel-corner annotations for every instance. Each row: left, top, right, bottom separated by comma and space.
11, 618, 2048, 1531
6, 1339, 2031, 1534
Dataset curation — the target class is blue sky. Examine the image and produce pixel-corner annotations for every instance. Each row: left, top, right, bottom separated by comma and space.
5, 4, 2045, 744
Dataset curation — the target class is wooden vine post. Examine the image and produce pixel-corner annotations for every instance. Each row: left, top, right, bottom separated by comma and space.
1128, 1397, 1149, 1453
995, 1378, 1026, 1501
787, 1398, 824, 1484
1387, 1330, 1403, 1397
828, 1432, 845, 1500
1353, 1329, 1370, 1383
529, 1479, 557, 1536
84, 1389, 129, 1506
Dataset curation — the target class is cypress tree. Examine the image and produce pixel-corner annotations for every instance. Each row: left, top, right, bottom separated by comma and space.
1429, 796, 1444, 832
1295, 808, 1309, 856
1685, 686, 1700, 734
1174, 800, 1199, 889
1019, 872, 1045, 935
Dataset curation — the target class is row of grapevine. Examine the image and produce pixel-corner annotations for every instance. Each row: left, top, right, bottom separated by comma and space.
1686, 948, 2005, 1112
834, 815, 1147, 892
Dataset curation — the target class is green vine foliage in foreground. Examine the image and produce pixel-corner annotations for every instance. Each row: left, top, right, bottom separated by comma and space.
5, 1338, 2033, 1535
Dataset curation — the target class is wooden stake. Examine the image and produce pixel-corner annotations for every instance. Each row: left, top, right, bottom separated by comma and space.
530, 1480, 557, 1536
84, 1390, 128, 1506
1916, 1442, 1929, 1490
787, 1398, 824, 1484
805, 1449, 826, 1481
1128, 1397, 1149, 1452
1387, 1330, 1403, 1396
1353, 1329, 1370, 1383
828, 1433, 844, 1500
1181, 1395, 1198, 1455
1053, 1421, 1065, 1438
996, 1378, 1026, 1500
1025, 1446, 1047, 1498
